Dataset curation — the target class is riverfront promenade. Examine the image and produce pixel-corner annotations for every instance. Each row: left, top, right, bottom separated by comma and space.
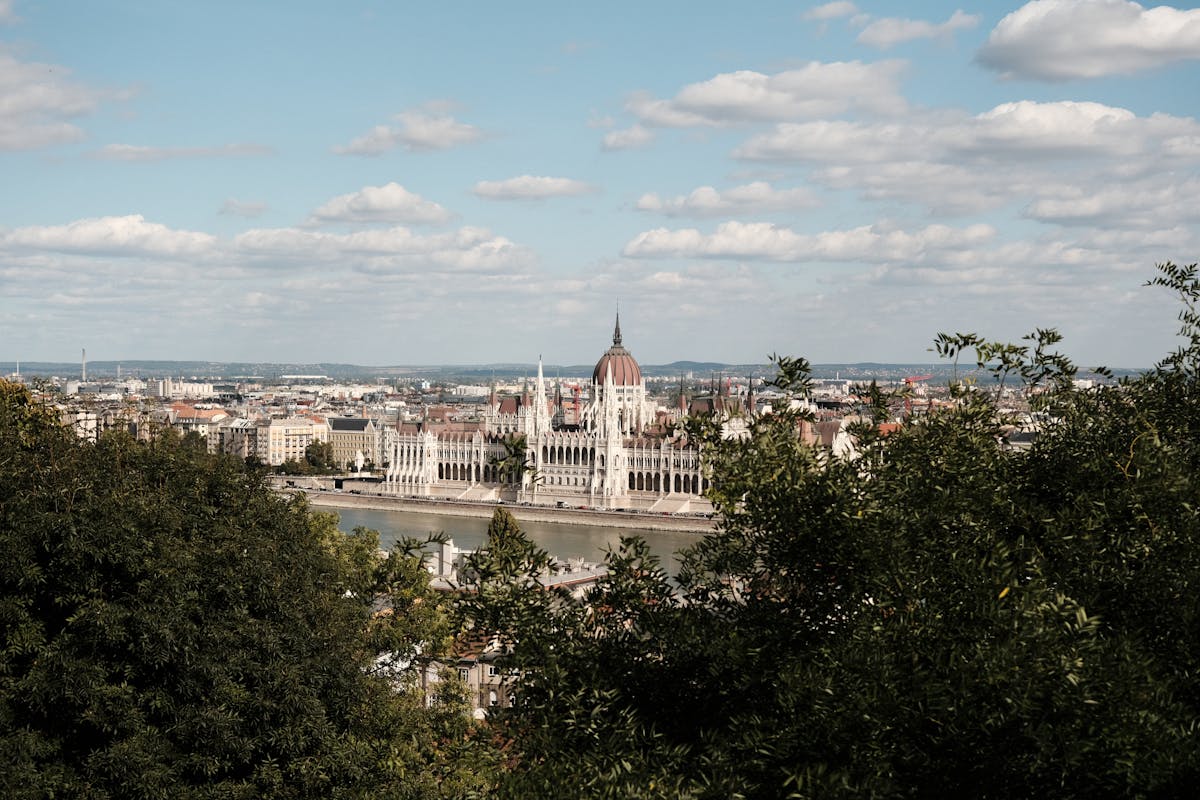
297, 489, 716, 534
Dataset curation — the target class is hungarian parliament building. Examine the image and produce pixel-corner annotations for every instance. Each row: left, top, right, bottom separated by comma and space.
382, 318, 735, 513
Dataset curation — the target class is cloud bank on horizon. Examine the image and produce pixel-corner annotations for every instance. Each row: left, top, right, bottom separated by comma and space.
1, 0, 1197, 368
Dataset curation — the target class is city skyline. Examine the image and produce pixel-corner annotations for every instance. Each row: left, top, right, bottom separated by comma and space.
3, 1, 1199, 369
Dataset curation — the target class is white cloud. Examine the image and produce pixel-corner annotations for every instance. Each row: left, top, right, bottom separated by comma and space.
978, 0, 1200, 80
0, 211, 532, 284
2, 215, 217, 257
857, 10, 981, 49
636, 182, 818, 217
602, 123, 655, 150
626, 61, 907, 127
473, 175, 596, 201
737, 100, 1200, 163
1025, 177, 1200, 228
734, 100, 1200, 221
815, 160, 1035, 215
0, 51, 108, 150
92, 143, 273, 161
803, 2, 858, 21
736, 118, 928, 163
219, 199, 268, 218
334, 109, 483, 155
235, 225, 532, 273
959, 100, 1151, 156
308, 183, 452, 225
622, 220, 995, 263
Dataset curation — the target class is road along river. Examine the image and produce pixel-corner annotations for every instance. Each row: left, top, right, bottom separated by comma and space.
324, 505, 707, 576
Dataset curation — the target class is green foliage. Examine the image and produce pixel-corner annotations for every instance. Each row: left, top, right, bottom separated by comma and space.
275, 441, 339, 475
0, 385, 496, 799
462, 263, 1200, 798
498, 435, 527, 481
460, 515, 693, 798
12, 260, 1200, 797
767, 353, 814, 400
1149, 261, 1200, 376
305, 439, 336, 471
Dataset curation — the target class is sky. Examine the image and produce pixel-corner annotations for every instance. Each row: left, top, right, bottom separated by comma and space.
2, 0, 1199, 368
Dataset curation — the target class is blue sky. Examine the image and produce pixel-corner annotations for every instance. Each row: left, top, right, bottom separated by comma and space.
2, 0, 1199, 368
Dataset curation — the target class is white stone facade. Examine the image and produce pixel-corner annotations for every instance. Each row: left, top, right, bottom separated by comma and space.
382, 319, 713, 512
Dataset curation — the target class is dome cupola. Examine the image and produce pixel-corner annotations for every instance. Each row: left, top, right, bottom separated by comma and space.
592, 314, 642, 387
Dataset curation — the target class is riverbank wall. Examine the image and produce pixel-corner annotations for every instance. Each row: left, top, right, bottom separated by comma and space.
297, 490, 717, 533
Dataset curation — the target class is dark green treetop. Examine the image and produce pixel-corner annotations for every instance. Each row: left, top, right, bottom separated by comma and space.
0, 383, 496, 799
462, 263, 1200, 799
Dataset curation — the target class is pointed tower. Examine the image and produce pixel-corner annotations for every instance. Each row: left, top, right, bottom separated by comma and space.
534, 356, 551, 436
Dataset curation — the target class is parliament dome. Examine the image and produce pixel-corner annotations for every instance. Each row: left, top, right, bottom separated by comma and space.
592, 315, 642, 387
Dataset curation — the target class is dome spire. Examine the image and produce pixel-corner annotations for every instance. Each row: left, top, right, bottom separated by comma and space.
613, 311, 622, 347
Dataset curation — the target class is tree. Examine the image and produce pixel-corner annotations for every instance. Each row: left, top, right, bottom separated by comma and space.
462, 263, 1200, 798
491, 434, 528, 485
0, 383, 497, 799
305, 439, 336, 472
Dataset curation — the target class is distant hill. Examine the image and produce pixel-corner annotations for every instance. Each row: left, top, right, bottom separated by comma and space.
1, 360, 1140, 383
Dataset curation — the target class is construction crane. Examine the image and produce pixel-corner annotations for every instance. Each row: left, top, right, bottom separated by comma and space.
903, 374, 933, 416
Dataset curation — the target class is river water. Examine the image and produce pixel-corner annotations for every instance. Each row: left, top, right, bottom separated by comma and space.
327, 506, 703, 575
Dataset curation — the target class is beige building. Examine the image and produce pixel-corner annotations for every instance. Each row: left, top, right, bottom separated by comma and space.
256, 416, 329, 466
328, 417, 381, 470
208, 417, 259, 459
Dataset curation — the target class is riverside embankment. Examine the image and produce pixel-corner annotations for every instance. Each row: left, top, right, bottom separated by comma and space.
299, 489, 716, 534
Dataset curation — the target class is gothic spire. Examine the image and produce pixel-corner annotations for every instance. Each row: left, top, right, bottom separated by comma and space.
612, 311, 623, 347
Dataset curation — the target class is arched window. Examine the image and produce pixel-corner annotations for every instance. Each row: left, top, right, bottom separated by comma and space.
628, 472, 635, 490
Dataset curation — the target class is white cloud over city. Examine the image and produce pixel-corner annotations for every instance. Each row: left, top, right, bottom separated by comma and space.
2, 2, 1197, 366
856, 10, 981, 49
473, 175, 596, 201
0, 50, 110, 150
92, 143, 273, 161
334, 109, 484, 155
636, 182, 818, 217
978, 0, 1200, 80
625, 61, 909, 127
308, 183, 453, 225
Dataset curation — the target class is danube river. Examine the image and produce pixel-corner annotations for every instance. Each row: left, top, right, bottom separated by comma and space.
327, 506, 703, 574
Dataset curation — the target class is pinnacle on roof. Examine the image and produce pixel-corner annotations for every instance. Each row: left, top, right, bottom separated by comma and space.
613, 312, 622, 347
